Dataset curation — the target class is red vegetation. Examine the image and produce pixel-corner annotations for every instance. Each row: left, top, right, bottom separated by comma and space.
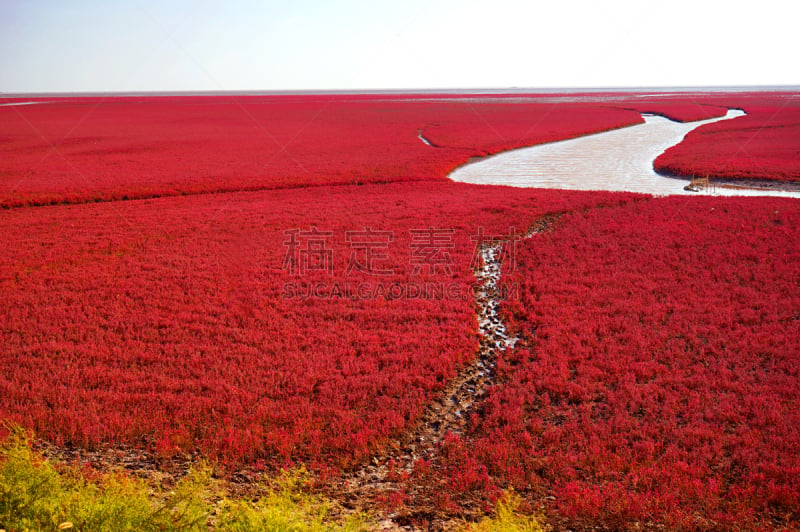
3, 93, 800, 529
0, 181, 631, 469
0, 95, 643, 208
615, 100, 730, 122
446, 197, 800, 529
419, 104, 642, 153
655, 95, 800, 182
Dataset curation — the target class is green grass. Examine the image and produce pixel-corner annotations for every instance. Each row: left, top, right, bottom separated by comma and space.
0, 426, 366, 532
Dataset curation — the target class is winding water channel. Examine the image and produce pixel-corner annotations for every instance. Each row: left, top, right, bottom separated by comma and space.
449, 109, 800, 198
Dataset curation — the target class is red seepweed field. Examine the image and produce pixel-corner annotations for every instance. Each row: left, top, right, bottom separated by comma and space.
653, 93, 800, 183
1, 92, 799, 530
0, 181, 634, 469
436, 197, 800, 529
0, 94, 646, 208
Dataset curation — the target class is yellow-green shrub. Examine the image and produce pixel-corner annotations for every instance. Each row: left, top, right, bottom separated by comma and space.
0, 426, 365, 532
462, 491, 547, 532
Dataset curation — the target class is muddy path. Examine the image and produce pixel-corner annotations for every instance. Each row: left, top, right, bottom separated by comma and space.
328, 215, 559, 530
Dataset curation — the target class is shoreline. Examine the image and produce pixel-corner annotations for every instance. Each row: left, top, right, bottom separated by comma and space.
657, 171, 800, 193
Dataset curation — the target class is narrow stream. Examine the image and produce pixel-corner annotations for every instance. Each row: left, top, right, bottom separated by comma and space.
0, 101, 44, 107
473, 242, 518, 378
417, 130, 434, 147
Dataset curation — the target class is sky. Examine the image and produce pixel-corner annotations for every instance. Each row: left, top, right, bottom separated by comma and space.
0, 0, 796, 93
